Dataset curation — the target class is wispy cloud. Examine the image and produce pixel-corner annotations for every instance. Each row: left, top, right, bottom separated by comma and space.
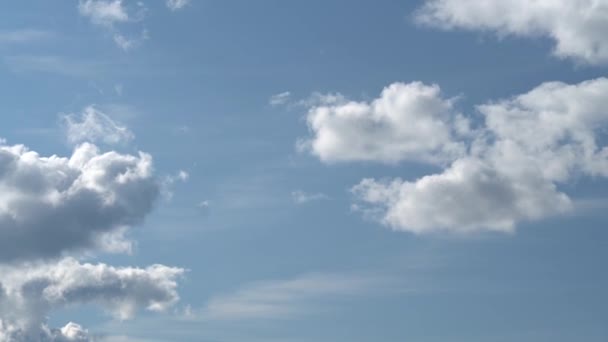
0, 29, 55, 44
166, 0, 191, 11
3, 55, 104, 78
269, 91, 291, 106
291, 190, 329, 204
78, 0, 148, 50
61, 105, 134, 146
201, 273, 401, 320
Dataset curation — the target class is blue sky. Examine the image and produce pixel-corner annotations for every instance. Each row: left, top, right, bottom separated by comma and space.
1, 1, 608, 341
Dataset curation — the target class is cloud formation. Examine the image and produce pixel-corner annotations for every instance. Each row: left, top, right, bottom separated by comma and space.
300, 82, 469, 164
202, 273, 392, 320
78, 0, 147, 51
166, 0, 190, 11
306, 78, 608, 233
269, 91, 291, 106
291, 190, 329, 204
416, 0, 608, 65
0, 29, 54, 44
62, 106, 134, 146
0, 141, 158, 262
0, 258, 184, 341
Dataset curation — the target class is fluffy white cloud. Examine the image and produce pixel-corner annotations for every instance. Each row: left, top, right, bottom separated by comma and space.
300, 82, 469, 164
416, 0, 608, 65
352, 158, 571, 234
343, 78, 608, 233
0, 258, 184, 341
62, 106, 134, 146
166, 0, 190, 11
0, 141, 158, 262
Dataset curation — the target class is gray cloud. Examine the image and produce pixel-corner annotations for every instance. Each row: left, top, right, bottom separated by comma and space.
0, 141, 158, 262
0, 258, 184, 341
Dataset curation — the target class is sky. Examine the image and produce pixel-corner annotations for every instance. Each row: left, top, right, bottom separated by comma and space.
1, 0, 608, 341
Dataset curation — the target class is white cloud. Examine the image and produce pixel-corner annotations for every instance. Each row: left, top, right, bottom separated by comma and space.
300, 82, 469, 164
352, 158, 571, 234
415, 0, 608, 65
269, 92, 291, 106
0, 29, 54, 44
166, 0, 190, 11
291, 190, 329, 204
4, 55, 102, 78
309, 78, 608, 233
0, 140, 158, 262
78, 0, 129, 27
78, 0, 148, 50
0, 258, 184, 341
202, 273, 394, 320
62, 106, 134, 146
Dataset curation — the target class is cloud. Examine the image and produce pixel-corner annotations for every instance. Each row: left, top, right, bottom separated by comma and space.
291, 190, 329, 204
62, 106, 134, 146
349, 78, 608, 233
78, 0, 148, 50
166, 0, 190, 11
415, 0, 608, 65
3, 55, 103, 78
352, 158, 571, 234
0, 258, 184, 341
269, 92, 291, 106
0, 140, 159, 262
201, 273, 394, 320
78, 0, 129, 27
299, 82, 470, 164
0, 29, 55, 44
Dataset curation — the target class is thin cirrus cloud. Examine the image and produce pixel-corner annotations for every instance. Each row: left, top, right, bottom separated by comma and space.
201, 273, 397, 321
291, 190, 329, 204
0, 29, 55, 44
303, 78, 608, 234
0, 258, 183, 341
269, 91, 292, 106
415, 0, 608, 65
62, 106, 135, 146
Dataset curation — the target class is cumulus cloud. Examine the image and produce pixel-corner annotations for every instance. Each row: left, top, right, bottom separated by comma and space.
352, 158, 571, 234
415, 0, 608, 65
0, 140, 159, 262
166, 0, 190, 11
0, 258, 184, 341
300, 82, 469, 164
62, 106, 134, 146
317, 78, 608, 233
